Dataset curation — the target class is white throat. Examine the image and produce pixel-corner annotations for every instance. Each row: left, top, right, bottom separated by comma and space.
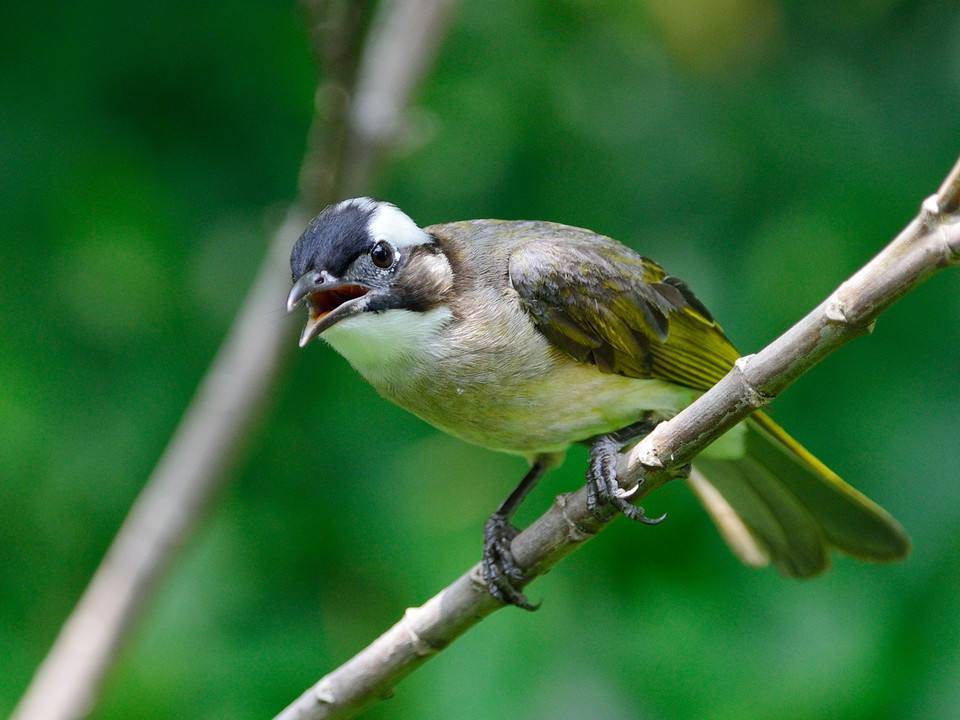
321, 306, 452, 384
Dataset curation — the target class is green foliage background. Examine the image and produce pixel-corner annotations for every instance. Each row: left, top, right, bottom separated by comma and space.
3, 1, 959, 718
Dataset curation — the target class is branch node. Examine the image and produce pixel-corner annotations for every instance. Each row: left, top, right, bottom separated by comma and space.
400, 607, 439, 657
633, 443, 665, 471
313, 680, 336, 705
554, 493, 595, 542
919, 193, 960, 265
824, 293, 850, 324
467, 564, 489, 594
921, 194, 942, 226
733, 355, 772, 407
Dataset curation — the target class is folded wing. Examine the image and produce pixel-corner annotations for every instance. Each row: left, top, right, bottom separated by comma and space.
509, 230, 909, 574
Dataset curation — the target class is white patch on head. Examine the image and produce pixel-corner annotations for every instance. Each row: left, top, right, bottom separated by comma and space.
334, 197, 379, 213
365, 201, 431, 249
322, 306, 452, 385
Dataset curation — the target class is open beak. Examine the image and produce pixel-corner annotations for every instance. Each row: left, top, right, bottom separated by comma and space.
287, 271, 371, 347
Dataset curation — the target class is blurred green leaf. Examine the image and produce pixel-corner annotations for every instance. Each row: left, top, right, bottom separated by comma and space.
3, 1, 959, 718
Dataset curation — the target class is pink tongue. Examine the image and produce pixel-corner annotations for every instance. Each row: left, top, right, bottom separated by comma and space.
309, 284, 368, 316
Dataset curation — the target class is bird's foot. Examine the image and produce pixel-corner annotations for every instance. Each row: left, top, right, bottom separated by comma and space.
482, 513, 538, 611
586, 434, 668, 524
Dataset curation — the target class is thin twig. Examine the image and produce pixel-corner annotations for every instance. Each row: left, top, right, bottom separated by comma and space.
620, 168, 960, 485
274, 156, 960, 720
337, 0, 458, 197
12, 2, 456, 719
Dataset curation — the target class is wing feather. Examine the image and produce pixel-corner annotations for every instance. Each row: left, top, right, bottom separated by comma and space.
509, 234, 738, 390
504, 225, 909, 574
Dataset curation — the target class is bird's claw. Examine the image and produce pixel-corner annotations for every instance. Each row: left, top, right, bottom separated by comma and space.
482, 514, 538, 611
586, 435, 666, 525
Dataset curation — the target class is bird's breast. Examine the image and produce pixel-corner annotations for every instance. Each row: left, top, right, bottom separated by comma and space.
321, 303, 697, 456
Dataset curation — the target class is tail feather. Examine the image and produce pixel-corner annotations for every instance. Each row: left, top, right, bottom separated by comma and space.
690, 412, 910, 577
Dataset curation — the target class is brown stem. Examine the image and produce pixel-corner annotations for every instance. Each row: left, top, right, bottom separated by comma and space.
11, 2, 457, 719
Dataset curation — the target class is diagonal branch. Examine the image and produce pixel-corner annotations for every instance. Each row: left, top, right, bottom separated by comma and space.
12, 2, 457, 719
274, 155, 960, 720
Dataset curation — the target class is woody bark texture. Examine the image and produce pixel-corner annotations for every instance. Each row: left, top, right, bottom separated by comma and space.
275, 155, 960, 720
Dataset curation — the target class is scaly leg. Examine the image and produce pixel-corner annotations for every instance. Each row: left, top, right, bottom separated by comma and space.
482, 456, 553, 610
585, 418, 669, 524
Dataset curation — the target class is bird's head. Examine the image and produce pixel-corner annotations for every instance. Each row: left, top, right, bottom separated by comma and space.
287, 198, 452, 347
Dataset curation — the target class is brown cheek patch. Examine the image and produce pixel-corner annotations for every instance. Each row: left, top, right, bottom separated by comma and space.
394, 247, 454, 311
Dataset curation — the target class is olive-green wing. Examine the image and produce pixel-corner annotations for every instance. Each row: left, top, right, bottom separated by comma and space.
692, 414, 910, 576
508, 234, 739, 390
509, 232, 910, 575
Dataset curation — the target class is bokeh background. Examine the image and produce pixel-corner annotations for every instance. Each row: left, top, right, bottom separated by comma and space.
3, 1, 960, 718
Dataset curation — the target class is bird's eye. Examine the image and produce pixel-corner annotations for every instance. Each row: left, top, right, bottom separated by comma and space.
370, 240, 394, 269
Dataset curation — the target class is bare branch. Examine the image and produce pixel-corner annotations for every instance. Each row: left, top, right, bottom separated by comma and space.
936, 155, 960, 214
12, 2, 456, 719
274, 155, 960, 720
620, 168, 960, 486
14, 210, 309, 720
338, 0, 459, 197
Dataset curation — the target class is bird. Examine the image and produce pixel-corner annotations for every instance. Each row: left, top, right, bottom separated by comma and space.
286, 197, 910, 609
